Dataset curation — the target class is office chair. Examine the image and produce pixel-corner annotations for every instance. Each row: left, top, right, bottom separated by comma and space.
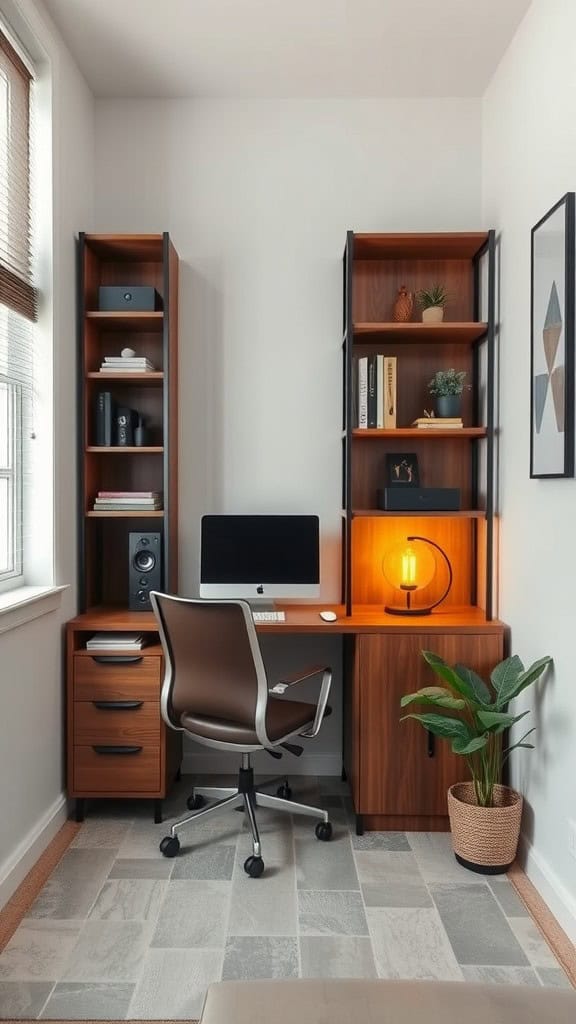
150, 592, 334, 877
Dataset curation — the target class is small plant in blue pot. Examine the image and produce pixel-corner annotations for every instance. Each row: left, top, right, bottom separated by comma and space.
428, 367, 469, 419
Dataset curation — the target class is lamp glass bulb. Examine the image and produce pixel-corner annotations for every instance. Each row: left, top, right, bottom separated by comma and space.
382, 541, 436, 593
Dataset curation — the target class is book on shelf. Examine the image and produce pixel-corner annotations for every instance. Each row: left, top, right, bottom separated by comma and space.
367, 353, 377, 428
99, 356, 155, 373
358, 356, 368, 428
93, 502, 162, 511
86, 632, 146, 650
97, 490, 161, 499
383, 356, 397, 428
412, 417, 463, 429
353, 354, 396, 429
95, 391, 114, 446
376, 354, 384, 429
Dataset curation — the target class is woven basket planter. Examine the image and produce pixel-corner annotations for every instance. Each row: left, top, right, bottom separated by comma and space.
447, 782, 523, 875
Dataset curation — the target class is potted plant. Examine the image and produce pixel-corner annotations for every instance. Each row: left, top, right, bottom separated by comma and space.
417, 284, 447, 323
428, 367, 468, 418
401, 650, 552, 873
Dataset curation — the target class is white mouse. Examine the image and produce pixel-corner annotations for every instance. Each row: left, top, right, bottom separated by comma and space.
319, 610, 337, 622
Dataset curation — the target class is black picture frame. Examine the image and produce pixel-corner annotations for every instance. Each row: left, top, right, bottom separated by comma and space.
530, 192, 575, 478
385, 452, 420, 487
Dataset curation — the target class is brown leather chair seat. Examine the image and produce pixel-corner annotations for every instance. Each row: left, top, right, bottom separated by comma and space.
181, 699, 332, 745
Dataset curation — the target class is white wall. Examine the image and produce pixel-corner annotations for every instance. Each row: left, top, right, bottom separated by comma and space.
483, 0, 576, 941
0, 0, 93, 905
95, 97, 481, 772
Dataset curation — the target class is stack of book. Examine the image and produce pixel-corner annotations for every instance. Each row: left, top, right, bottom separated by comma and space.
92, 490, 163, 512
99, 355, 155, 373
412, 417, 463, 429
352, 354, 397, 429
86, 632, 146, 651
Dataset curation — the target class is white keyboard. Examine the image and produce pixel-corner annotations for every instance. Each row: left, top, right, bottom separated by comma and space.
252, 611, 286, 622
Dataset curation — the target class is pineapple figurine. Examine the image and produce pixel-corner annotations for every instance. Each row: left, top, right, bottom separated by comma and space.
392, 285, 413, 323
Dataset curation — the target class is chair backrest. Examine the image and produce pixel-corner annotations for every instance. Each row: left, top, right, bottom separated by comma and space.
150, 593, 269, 737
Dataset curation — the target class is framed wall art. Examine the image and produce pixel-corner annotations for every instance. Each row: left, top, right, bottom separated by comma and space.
530, 191, 575, 478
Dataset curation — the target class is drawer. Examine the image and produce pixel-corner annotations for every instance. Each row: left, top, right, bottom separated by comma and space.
74, 701, 160, 745
73, 744, 160, 793
74, 654, 161, 700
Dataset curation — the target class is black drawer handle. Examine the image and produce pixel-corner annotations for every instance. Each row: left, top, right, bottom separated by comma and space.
92, 700, 144, 711
91, 656, 143, 665
92, 745, 143, 755
428, 732, 435, 758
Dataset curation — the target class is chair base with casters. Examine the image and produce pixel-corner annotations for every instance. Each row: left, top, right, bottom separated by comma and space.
159, 752, 333, 876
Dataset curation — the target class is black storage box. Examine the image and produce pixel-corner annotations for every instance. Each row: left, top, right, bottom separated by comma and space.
98, 285, 162, 311
377, 487, 461, 512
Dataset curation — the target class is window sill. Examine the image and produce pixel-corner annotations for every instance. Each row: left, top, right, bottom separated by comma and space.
0, 585, 69, 635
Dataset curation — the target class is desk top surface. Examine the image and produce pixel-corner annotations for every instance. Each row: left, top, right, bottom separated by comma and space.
69, 604, 505, 635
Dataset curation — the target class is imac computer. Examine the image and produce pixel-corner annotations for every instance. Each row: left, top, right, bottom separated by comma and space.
199, 514, 320, 604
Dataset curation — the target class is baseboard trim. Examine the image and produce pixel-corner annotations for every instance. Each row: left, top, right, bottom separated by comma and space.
0, 793, 70, 910
182, 751, 341, 776
516, 832, 576, 948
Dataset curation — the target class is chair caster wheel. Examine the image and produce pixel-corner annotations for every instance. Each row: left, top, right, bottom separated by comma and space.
315, 821, 333, 842
277, 783, 292, 800
244, 855, 265, 877
159, 835, 180, 857
186, 793, 205, 811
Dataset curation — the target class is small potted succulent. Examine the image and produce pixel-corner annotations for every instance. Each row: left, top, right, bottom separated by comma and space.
417, 284, 447, 323
428, 367, 468, 418
401, 650, 552, 873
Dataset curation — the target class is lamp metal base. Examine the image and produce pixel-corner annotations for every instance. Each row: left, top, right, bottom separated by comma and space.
384, 605, 432, 616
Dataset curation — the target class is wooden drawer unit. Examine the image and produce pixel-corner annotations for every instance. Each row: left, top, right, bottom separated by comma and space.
66, 622, 181, 820
73, 654, 161, 701
74, 744, 161, 793
74, 701, 161, 746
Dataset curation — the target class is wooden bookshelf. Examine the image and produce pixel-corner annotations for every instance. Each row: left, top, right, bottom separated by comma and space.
341, 230, 502, 833
67, 233, 181, 823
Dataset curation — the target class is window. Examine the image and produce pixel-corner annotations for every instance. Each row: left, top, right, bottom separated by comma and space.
0, 30, 36, 593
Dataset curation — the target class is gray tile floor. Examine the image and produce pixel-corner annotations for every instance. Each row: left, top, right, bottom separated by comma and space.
0, 776, 572, 1020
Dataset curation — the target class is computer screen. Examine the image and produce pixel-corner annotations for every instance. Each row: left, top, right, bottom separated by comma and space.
199, 514, 320, 600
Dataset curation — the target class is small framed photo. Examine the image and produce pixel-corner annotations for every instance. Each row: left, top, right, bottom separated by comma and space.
385, 452, 420, 487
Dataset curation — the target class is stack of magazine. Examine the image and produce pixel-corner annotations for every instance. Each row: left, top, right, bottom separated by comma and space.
99, 355, 155, 373
92, 490, 162, 512
86, 633, 146, 651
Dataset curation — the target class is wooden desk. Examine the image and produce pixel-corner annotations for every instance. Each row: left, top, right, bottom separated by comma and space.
67, 604, 506, 832
259, 604, 506, 833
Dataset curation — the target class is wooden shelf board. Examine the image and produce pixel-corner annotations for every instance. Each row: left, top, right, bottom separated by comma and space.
352, 428, 486, 439
83, 234, 164, 260
352, 233, 489, 260
85, 446, 164, 454
86, 510, 164, 518
351, 509, 485, 518
70, 606, 159, 630
86, 311, 163, 330
86, 372, 164, 383
353, 322, 488, 344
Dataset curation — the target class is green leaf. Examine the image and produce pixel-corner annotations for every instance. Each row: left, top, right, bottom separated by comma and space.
400, 713, 471, 742
490, 655, 524, 694
452, 735, 489, 755
400, 687, 466, 711
476, 708, 530, 731
454, 664, 492, 705
496, 656, 552, 707
421, 651, 480, 704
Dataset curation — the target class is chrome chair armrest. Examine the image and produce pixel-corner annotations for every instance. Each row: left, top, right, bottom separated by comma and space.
270, 665, 333, 739
269, 664, 329, 695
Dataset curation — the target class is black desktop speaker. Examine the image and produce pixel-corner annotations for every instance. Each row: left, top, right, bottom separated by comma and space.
129, 532, 162, 610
